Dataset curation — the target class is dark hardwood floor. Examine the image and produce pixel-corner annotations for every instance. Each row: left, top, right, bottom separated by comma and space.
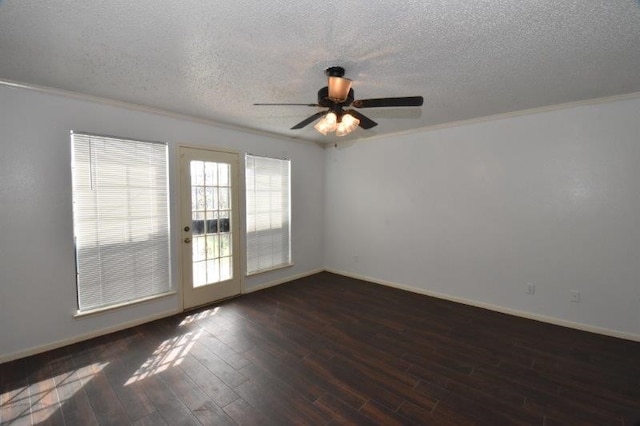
2, 272, 640, 425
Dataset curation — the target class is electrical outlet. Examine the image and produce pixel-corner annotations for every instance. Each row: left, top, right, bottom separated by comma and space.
570, 289, 581, 303
525, 283, 535, 295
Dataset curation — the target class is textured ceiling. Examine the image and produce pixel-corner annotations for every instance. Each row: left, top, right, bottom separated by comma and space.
1, 1, 639, 144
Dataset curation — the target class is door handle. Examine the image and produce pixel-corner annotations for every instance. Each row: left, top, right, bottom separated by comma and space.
184, 237, 191, 243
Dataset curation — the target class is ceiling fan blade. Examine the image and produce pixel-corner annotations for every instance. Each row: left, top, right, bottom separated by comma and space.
352, 96, 424, 108
254, 103, 320, 107
291, 111, 326, 129
346, 110, 378, 129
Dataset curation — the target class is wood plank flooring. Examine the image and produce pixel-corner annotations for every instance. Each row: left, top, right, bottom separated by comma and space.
2, 272, 640, 425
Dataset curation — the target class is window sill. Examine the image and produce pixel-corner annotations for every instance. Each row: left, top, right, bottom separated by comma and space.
246, 262, 294, 277
74, 291, 177, 318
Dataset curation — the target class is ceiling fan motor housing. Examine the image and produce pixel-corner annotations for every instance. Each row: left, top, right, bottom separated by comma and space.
317, 87, 354, 108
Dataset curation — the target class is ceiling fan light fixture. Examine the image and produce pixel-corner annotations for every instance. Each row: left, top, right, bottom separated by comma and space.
257, 66, 422, 135
328, 76, 352, 102
335, 113, 360, 137
314, 112, 338, 135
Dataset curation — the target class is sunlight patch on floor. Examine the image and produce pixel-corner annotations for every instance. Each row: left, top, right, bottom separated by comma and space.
0, 361, 109, 425
179, 306, 220, 326
125, 330, 202, 386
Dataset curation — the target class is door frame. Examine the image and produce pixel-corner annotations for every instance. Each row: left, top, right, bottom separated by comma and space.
177, 143, 244, 310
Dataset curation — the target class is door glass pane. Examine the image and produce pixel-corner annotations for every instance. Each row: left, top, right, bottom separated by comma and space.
206, 259, 219, 283
193, 236, 206, 262
191, 161, 205, 185
205, 162, 217, 186
219, 188, 230, 209
218, 163, 230, 187
220, 234, 231, 257
190, 160, 233, 287
206, 235, 219, 258
220, 257, 232, 281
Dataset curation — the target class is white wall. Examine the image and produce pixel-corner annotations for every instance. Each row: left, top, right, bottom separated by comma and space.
3, 83, 639, 362
0, 84, 325, 361
325, 96, 640, 340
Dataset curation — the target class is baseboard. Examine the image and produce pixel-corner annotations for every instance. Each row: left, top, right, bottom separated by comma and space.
325, 268, 640, 343
0, 308, 182, 364
7, 266, 635, 363
243, 268, 325, 294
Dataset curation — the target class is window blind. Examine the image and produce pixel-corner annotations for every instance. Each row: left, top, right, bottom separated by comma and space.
245, 154, 291, 274
71, 132, 171, 312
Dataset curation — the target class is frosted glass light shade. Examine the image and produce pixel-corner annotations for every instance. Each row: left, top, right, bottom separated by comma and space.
335, 113, 360, 136
328, 76, 352, 102
314, 112, 338, 135
325, 112, 338, 130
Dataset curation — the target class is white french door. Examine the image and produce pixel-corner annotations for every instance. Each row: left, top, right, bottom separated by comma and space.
179, 146, 241, 309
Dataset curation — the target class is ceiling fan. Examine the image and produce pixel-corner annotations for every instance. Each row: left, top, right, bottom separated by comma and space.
254, 67, 423, 136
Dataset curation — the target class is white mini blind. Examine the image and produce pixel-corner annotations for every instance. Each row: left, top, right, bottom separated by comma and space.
245, 154, 291, 274
71, 132, 170, 312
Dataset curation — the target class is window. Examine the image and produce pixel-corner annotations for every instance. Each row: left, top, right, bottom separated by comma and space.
71, 132, 171, 313
245, 154, 291, 274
